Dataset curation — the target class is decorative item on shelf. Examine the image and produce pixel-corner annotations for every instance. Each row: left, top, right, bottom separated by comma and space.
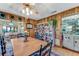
10, 15, 14, 20
18, 17, 22, 21
0, 12, 6, 19
10, 15, 15, 23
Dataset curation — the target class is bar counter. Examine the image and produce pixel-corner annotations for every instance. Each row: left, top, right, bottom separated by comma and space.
11, 37, 47, 56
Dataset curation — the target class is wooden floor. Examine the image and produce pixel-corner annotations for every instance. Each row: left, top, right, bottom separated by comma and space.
52, 46, 79, 56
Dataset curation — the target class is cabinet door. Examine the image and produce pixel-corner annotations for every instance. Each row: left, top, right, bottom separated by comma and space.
63, 35, 74, 50
74, 37, 79, 51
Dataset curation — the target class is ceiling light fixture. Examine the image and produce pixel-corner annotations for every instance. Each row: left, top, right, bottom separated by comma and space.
22, 3, 35, 16
30, 10, 33, 14
22, 9, 25, 14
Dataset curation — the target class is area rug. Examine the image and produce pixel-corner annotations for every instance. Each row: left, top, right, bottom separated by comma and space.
51, 51, 61, 56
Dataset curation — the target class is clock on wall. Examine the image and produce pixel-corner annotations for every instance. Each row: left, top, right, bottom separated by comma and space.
0, 12, 6, 19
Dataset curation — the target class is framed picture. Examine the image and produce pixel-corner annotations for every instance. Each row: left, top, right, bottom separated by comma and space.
26, 23, 33, 29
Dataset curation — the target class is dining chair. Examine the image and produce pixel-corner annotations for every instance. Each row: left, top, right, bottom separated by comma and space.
30, 40, 53, 56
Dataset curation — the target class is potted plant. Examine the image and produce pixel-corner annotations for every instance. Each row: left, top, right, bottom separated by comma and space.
47, 18, 57, 46
52, 18, 57, 39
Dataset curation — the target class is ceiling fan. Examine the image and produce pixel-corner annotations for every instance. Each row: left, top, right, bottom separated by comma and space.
22, 3, 39, 15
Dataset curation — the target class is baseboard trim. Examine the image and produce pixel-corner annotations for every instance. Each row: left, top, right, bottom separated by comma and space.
54, 45, 61, 48
62, 46, 79, 53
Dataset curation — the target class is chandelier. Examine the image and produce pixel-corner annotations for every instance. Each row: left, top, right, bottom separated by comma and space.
22, 3, 35, 16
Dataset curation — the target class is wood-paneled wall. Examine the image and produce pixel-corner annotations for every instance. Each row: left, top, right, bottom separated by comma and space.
0, 11, 37, 37
37, 6, 79, 47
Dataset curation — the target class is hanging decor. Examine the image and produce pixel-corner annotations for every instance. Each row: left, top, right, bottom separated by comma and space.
53, 18, 57, 29
18, 17, 22, 21
10, 15, 14, 19
0, 12, 6, 19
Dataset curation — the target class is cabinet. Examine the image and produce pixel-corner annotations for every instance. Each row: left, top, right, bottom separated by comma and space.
62, 14, 79, 51
73, 36, 79, 51
63, 34, 79, 51
63, 34, 74, 50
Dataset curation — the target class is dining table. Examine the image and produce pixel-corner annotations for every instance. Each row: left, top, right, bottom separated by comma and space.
11, 37, 47, 56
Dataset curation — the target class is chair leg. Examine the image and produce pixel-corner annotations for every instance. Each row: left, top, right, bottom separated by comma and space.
49, 41, 53, 56
39, 45, 42, 56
